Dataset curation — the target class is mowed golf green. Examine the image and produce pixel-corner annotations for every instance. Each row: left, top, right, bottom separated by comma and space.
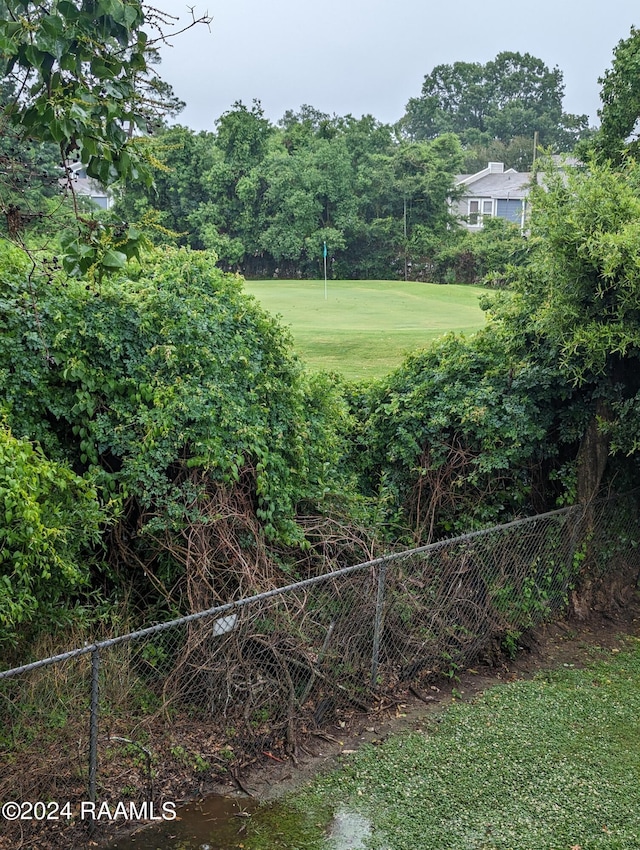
243, 279, 487, 379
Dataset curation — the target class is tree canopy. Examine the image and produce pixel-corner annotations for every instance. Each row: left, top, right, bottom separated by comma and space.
402, 51, 589, 151
115, 107, 468, 280
0, 0, 207, 275
591, 26, 640, 164
0, 0, 154, 186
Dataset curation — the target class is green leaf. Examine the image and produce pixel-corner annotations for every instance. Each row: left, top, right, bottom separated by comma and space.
102, 249, 128, 268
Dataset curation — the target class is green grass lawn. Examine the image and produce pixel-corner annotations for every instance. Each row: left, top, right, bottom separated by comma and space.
243, 279, 487, 380
242, 638, 640, 850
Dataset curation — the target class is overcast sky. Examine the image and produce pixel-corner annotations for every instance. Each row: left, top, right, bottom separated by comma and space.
153, 0, 638, 133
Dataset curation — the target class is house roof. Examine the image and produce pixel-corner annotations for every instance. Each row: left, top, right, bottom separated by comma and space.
61, 161, 110, 204
455, 162, 532, 200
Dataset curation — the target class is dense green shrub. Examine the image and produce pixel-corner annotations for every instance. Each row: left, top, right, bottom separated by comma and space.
0, 423, 103, 646
431, 218, 529, 285
351, 330, 562, 542
0, 245, 353, 604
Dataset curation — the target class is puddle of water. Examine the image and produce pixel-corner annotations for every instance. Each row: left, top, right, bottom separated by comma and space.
104, 795, 259, 850
104, 794, 372, 850
327, 805, 372, 849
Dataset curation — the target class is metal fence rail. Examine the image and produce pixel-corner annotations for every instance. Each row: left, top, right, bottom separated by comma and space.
1, 494, 638, 847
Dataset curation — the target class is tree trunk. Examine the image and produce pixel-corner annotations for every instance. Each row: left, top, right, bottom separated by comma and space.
576, 400, 611, 505
571, 400, 612, 620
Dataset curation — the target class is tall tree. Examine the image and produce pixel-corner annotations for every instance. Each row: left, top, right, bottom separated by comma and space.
390, 135, 463, 279
215, 99, 274, 175
194, 100, 274, 268
257, 132, 357, 275
591, 26, 640, 164
491, 159, 640, 501
403, 52, 588, 151
0, 0, 208, 274
113, 124, 217, 248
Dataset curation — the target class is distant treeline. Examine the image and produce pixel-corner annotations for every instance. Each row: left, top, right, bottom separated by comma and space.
114, 51, 590, 280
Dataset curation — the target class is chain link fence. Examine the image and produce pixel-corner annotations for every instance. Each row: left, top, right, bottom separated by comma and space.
1, 494, 639, 847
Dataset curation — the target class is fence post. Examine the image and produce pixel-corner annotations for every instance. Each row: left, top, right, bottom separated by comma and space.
371, 560, 387, 687
88, 647, 100, 828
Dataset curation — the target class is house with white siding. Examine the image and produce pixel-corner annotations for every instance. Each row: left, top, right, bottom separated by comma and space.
452, 161, 531, 230
62, 161, 112, 210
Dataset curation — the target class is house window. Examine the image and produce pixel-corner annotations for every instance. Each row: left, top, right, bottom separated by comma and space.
468, 199, 492, 226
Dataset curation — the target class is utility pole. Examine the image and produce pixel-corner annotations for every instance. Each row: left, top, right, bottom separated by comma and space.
323, 241, 328, 300
403, 195, 408, 282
